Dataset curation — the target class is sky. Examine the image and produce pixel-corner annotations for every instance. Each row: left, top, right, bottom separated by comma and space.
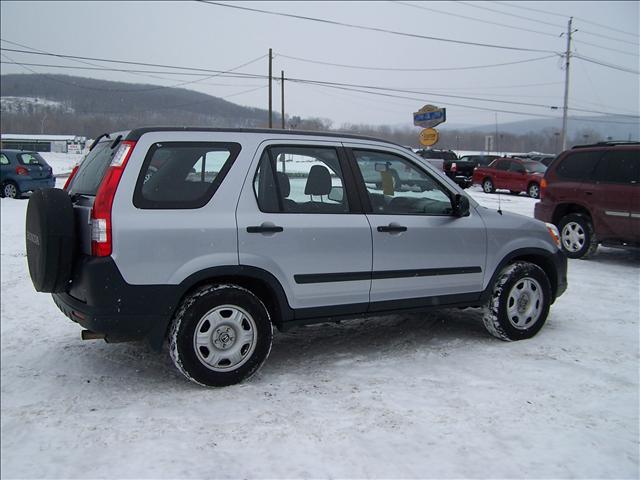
0, 1, 638, 129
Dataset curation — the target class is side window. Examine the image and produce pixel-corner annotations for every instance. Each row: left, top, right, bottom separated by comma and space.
253, 146, 349, 214
555, 151, 602, 181
495, 160, 510, 171
134, 142, 240, 209
353, 150, 453, 216
591, 151, 639, 184
0, 154, 9, 165
509, 162, 526, 173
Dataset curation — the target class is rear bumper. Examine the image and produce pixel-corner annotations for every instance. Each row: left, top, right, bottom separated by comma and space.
18, 177, 55, 192
534, 200, 553, 223
52, 256, 180, 349
445, 172, 473, 188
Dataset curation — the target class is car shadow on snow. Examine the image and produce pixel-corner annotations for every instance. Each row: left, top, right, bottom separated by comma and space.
61, 308, 493, 388
583, 246, 640, 267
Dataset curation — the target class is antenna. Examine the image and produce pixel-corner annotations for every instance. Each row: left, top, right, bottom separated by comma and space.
497, 191, 503, 215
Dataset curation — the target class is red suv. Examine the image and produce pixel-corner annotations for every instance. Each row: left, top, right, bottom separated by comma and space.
473, 157, 547, 198
534, 142, 639, 258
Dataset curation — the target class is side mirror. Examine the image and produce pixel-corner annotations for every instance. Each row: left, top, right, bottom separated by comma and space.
328, 186, 344, 203
453, 194, 470, 217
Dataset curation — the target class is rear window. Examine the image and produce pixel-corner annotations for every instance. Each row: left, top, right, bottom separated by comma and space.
523, 161, 547, 173
17, 152, 47, 166
555, 151, 602, 181
591, 151, 639, 184
133, 142, 241, 209
68, 140, 117, 195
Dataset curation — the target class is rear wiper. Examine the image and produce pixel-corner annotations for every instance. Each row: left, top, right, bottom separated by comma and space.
89, 133, 110, 151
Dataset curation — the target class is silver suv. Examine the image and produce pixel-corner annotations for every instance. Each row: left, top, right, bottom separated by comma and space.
25, 128, 567, 387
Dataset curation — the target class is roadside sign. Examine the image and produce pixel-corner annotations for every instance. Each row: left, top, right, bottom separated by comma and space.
413, 105, 446, 128
419, 128, 439, 146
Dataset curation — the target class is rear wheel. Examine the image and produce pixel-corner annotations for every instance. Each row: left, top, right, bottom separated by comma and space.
482, 178, 495, 193
169, 284, 273, 387
483, 261, 551, 341
3, 181, 21, 199
527, 182, 540, 199
558, 213, 598, 259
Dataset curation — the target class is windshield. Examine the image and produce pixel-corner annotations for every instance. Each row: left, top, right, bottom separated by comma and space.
524, 161, 547, 173
67, 139, 116, 195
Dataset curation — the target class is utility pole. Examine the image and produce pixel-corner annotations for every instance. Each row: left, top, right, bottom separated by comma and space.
268, 48, 273, 128
281, 70, 285, 129
561, 18, 574, 151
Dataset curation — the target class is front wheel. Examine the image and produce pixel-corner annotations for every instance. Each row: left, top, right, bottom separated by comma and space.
169, 284, 273, 387
482, 178, 495, 193
558, 213, 598, 259
483, 262, 551, 341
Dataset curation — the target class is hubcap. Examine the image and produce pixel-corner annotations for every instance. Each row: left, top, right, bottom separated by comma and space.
529, 185, 539, 197
193, 305, 257, 371
561, 221, 585, 252
506, 277, 543, 330
483, 181, 492, 192
4, 184, 17, 198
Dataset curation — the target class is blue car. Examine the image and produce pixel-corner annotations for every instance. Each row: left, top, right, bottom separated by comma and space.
0, 149, 55, 198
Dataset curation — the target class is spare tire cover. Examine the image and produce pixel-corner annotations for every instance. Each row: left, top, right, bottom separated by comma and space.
25, 188, 76, 293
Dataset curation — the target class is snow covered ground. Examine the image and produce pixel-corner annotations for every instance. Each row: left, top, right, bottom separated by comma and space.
1, 181, 638, 478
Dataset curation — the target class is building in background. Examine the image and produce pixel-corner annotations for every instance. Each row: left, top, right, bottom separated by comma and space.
0, 134, 87, 153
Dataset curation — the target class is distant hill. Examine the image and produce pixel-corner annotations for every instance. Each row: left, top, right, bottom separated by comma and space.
448, 115, 639, 141
0, 73, 277, 136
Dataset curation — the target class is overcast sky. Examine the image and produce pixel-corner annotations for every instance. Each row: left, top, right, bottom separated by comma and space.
1, 1, 638, 129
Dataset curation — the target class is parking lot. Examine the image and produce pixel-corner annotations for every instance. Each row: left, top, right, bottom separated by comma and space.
1, 185, 638, 478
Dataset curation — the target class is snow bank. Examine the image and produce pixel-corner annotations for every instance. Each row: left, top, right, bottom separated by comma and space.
0, 180, 638, 478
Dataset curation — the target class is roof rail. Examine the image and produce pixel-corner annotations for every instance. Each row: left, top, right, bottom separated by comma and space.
572, 140, 640, 149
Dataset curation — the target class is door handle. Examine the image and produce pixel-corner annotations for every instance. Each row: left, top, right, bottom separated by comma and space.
584, 191, 593, 196
247, 224, 284, 234
377, 224, 407, 233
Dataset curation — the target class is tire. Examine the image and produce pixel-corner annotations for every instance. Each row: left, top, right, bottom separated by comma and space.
25, 188, 76, 293
527, 182, 540, 199
483, 261, 552, 341
558, 213, 598, 259
3, 181, 21, 199
169, 284, 273, 387
482, 178, 495, 193
509, 190, 521, 195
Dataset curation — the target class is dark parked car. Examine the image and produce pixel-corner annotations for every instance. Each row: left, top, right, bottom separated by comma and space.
0, 150, 55, 198
534, 141, 639, 258
444, 155, 501, 188
473, 157, 547, 198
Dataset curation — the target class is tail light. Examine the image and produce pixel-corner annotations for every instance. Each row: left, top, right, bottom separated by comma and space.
91, 141, 136, 257
16, 166, 28, 176
451, 162, 457, 173
63, 165, 79, 190
540, 178, 547, 200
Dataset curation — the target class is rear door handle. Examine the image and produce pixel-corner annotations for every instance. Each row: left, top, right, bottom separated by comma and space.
247, 223, 284, 234
584, 191, 593, 196
377, 224, 407, 233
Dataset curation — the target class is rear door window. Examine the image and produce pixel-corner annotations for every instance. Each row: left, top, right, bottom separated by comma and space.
68, 140, 116, 195
134, 142, 240, 209
0, 154, 9, 165
591, 151, 639, 184
555, 151, 602, 181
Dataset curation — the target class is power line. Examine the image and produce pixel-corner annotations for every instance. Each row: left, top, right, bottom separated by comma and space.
573, 53, 640, 75
0, 45, 267, 92
196, 1, 558, 53
291, 80, 640, 125
495, 1, 640, 40
0, 46, 267, 80
458, 0, 638, 53
277, 52, 558, 72
573, 39, 638, 57
394, 1, 559, 38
